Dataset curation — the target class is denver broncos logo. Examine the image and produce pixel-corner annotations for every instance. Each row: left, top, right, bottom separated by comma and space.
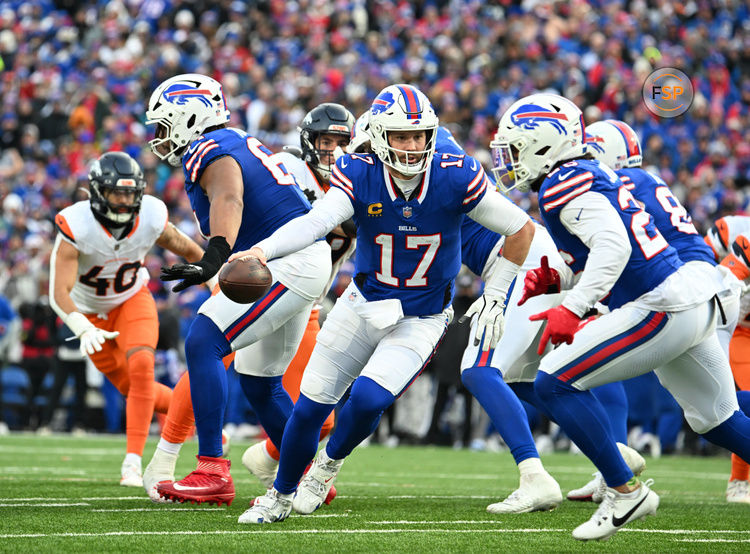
511, 104, 569, 135
163, 83, 213, 108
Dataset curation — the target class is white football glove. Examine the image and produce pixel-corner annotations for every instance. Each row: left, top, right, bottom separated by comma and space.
460, 294, 506, 352
65, 312, 120, 356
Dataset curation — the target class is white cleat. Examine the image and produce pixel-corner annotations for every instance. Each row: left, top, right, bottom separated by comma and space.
120, 458, 143, 488
568, 443, 646, 503
143, 449, 177, 502
568, 472, 606, 503
238, 488, 293, 524
617, 442, 646, 476
292, 451, 344, 515
487, 471, 563, 514
241, 442, 279, 490
726, 479, 750, 504
572, 479, 659, 541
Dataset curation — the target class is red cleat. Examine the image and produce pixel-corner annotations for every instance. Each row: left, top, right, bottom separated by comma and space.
324, 484, 337, 505
157, 455, 235, 506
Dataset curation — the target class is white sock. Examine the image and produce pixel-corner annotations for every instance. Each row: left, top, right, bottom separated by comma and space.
518, 457, 544, 477
156, 438, 183, 456
124, 452, 142, 467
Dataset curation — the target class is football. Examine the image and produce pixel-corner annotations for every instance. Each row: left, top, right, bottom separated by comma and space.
218, 257, 273, 304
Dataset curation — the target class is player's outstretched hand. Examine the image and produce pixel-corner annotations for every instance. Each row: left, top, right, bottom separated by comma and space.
160, 263, 209, 292
228, 247, 267, 266
78, 327, 119, 356
517, 256, 561, 306
528, 305, 581, 355
460, 294, 506, 352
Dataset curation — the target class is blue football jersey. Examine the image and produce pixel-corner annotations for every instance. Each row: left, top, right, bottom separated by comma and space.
329, 150, 489, 315
538, 159, 683, 309
435, 126, 504, 277
618, 168, 715, 265
182, 127, 311, 252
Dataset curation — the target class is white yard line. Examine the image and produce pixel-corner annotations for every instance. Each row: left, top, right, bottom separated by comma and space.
3, 527, 750, 539
0, 503, 90, 507
92, 508, 224, 512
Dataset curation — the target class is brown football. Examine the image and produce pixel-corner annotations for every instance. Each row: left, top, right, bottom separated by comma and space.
218, 257, 273, 304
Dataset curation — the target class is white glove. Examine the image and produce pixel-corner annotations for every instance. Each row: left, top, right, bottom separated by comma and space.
65, 312, 119, 356
460, 294, 506, 352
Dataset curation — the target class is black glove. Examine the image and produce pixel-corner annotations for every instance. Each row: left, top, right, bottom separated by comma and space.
161, 236, 231, 292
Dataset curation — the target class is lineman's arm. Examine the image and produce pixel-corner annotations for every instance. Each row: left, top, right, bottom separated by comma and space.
160, 157, 241, 291
230, 186, 353, 264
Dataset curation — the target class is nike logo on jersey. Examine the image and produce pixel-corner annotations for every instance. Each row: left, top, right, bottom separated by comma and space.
340, 160, 348, 168
173, 483, 212, 491
575, 208, 583, 221
611, 493, 651, 527
558, 170, 574, 181
470, 159, 478, 171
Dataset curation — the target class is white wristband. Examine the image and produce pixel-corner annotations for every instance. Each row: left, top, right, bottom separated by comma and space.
484, 256, 522, 300
65, 311, 94, 337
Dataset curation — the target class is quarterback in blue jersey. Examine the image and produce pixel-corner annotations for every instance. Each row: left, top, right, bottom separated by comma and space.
494, 93, 750, 541
144, 74, 332, 506
233, 84, 536, 524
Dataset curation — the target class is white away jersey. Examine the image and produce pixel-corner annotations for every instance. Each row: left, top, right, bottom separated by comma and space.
272, 151, 356, 307
55, 195, 168, 314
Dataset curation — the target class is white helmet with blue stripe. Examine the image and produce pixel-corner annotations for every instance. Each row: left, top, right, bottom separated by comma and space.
146, 73, 231, 167
491, 93, 586, 193
586, 120, 643, 170
368, 84, 438, 176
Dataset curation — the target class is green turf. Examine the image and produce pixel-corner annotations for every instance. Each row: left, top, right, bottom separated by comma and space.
0, 434, 748, 552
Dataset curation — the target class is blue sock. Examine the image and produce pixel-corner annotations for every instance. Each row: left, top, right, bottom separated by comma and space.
239, 374, 293, 451
738, 391, 750, 414
462, 366, 538, 464
535, 372, 632, 486
702, 410, 750, 461
184, 315, 232, 458
274, 394, 334, 494
509, 382, 554, 420
591, 382, 628, 444
327, 377, 395, 460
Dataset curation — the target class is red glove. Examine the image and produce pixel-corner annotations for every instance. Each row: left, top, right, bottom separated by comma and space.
517, 256, 561, 306
529, 305, 582, 355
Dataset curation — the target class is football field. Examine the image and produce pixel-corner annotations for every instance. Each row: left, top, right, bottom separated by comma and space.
1, 434, 749, 552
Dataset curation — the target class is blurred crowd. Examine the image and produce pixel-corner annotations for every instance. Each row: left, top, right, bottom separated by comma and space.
0, 0, 748, 452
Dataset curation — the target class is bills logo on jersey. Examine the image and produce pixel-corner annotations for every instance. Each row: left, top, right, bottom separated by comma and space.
163, 83, 213, 108
402, 206, 413, 218
511, 104, 569, 134
371, 91, 395, 116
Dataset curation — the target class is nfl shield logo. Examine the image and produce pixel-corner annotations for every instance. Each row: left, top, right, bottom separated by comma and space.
402, 206, 413, 218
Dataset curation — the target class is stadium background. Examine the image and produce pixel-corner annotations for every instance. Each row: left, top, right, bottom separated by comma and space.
0, 0, 748, 451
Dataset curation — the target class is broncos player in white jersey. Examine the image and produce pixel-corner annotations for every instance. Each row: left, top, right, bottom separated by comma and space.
495, 93, 750, 541
50, 151, 208, 486
233, 84, 536, 524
